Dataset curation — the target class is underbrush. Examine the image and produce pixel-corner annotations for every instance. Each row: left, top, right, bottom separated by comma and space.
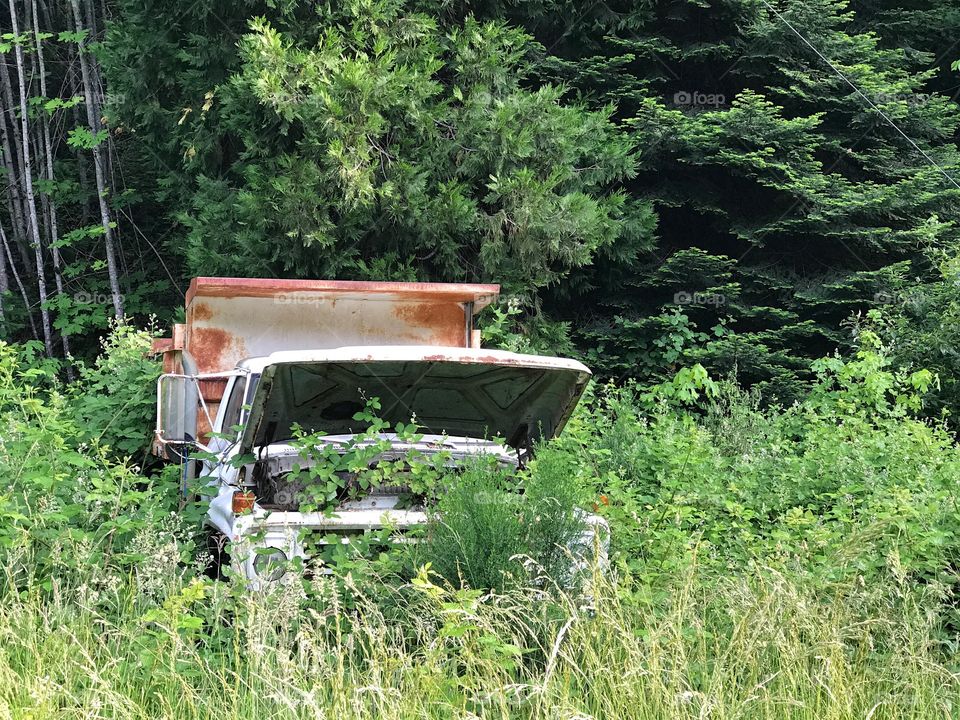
2, 327, 960, 718
560, 333, 960, 594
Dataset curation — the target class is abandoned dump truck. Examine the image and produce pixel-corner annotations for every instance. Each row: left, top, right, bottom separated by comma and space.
153, 277, 607, 585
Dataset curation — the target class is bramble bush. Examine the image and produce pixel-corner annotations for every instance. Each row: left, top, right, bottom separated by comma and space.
281, 405, 591, 596
4, 321, 959, 599
557, 330, 960, 596
69, 321, 163, 462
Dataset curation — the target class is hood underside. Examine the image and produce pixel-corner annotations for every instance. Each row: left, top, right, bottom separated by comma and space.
239, 346, 591, 453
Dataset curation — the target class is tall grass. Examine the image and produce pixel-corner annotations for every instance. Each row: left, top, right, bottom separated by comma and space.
0, 561, 955, 719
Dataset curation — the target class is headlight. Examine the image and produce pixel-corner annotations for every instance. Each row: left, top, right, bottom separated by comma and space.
252, 547, 288, 581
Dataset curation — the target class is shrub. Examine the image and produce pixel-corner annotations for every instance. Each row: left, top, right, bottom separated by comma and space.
558, 343, 960, 589
282, 404, 590, 594
69, 322, 162, 462
418, 452, 587, 593
3, 326, 960, 718
0, 333, 182, 595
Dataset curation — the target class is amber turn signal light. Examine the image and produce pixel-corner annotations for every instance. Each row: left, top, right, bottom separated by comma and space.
232, 491, 256, 514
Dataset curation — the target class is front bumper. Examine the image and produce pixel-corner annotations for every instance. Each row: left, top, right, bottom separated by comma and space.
211, 488, 609, 589
231, 507, 427, 584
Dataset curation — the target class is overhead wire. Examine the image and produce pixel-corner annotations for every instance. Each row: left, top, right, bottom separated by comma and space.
759, 0, 960, 191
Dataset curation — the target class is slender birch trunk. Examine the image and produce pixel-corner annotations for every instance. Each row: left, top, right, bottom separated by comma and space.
0, 222, 39, 339
70, 0, 123, 319
31, 0, 74, 368
38, 0, 54, 33
9, 0, 54, 357
0, 58, 32, 269
0, 220, 7, 328
0, 115, 28, 251
68, 63, 93, 226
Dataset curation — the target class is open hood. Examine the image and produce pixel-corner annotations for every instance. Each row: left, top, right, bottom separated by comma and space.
239, 346, 591, 453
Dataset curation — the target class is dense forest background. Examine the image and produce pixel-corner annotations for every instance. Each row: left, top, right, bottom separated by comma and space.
2, 0, 960, 410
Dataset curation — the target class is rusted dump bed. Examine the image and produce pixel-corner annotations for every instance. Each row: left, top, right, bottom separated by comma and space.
162, 277, 499, 374
152, 278, 500, 440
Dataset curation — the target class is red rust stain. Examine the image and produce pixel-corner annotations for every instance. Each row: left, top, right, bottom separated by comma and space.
189, 328, 247, 373
190, 327, 232, 371
150, 338, 173, 355
422, 353, 519, 364
191, 301, 214, 321
148, 338, 178, 371
198, 414, 215, 442
198, 377, 228, 402
393, 302, 465, 346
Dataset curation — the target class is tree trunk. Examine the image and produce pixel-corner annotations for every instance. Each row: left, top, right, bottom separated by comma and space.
9, 0, 54, 357
68, 63, 93, 227
0, 217, 7, 328
70, 0, 124, 319
31, 0, 74, 369
0, 115, 28, 252
0, 222, 39, 339
37, 0, 55, 34
0, 57, 33, 272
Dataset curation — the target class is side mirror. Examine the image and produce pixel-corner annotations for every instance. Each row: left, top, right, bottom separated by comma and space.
156, 374, 201, 460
